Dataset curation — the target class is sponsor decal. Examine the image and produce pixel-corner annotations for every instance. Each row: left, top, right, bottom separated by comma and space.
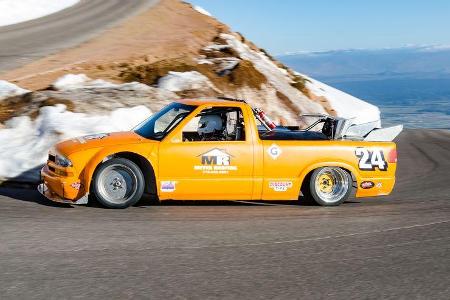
194, 148, 237, 174
267, 144, 282, 160
269, 181, 293, 192
360, 181, 375, 189
161, 181, 177, 192
76, 133, 109, 144
71, 182, 82, 190
355, 148, 387, 171
376, 182, 383, 188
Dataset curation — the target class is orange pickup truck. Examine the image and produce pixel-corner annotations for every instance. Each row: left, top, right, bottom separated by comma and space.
38, 98, 401, 208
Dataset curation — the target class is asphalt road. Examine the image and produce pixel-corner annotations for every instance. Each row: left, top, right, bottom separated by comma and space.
0, 0, 158, 73
0, 129, 449, 299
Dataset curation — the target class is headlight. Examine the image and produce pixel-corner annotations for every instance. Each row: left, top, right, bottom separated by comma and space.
55, 154, 72, 167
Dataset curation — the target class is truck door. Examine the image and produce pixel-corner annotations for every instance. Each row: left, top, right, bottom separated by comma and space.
158, 106, 254, 200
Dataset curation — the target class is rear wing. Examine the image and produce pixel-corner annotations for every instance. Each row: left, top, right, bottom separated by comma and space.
300, 114, 403, 142
363, 125, 403, 142
341, 120, 403, 142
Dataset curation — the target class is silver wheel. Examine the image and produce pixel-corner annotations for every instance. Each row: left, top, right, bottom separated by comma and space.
97, 164, 138, 205
314, 167, 350, 204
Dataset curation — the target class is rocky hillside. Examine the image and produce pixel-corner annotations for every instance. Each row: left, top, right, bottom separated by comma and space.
0, 0, 380, 181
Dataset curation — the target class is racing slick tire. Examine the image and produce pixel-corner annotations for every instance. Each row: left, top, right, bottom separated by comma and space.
92, 158, 144, 209
305, 167, 352, 206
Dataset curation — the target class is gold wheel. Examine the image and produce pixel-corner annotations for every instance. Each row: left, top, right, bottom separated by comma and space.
317, 173, 335, 194
312, 167, 351, 205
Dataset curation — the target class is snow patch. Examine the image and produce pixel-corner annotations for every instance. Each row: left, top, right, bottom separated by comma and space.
193, 5, 212, 17
52, 74, 90, 90
0, 105, 151, 179
303, 74, 381, 125
0, 0, 80, 27
52, 74, 151, 92
158, 71, 215, 92
0, 80, 30, 101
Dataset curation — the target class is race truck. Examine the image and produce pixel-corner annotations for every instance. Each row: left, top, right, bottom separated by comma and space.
38, 98, 402, 208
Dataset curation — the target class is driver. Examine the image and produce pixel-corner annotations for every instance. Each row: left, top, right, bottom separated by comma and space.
198, 114, 225, 141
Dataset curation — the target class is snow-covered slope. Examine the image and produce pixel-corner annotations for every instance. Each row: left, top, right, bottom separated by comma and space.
0, 0, 79, 27
220, 34, 325, 115
0, 105, 150, 180
0, 75, 157, 181
158, 71, 216, 92
303, 75, 381, 125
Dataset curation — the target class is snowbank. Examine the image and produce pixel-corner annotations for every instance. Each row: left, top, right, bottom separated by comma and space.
0, 0, 80, 27
0, 80, 30, 101
193, 5, 212, 17
303, 75, 381, 125
0, 105, 151, 180
158, 71, 215, 92
52, 74, 152, 92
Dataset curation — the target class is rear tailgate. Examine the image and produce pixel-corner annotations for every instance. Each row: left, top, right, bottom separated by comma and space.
354, 142, 398, 197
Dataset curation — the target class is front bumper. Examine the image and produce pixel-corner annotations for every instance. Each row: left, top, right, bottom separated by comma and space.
38, 165, 89, 205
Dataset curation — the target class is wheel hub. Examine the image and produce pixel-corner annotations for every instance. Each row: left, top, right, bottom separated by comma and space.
97, 164, 138, 204
111, 177, 123, 190
318, 173, 334, 193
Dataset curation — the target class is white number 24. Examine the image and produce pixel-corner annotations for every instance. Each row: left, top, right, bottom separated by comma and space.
355, 148, 387, 171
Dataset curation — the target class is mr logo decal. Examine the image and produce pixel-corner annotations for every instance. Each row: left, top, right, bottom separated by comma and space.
355, 148, 387, 171
201, 149, 230, 166
194, 148, 238, 174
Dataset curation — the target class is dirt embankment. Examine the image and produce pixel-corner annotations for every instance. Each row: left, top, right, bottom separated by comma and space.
0, 0, 333, 124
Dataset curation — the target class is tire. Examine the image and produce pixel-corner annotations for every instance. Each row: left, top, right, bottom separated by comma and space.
92, 158, 144, 209
304, 167, 352, 206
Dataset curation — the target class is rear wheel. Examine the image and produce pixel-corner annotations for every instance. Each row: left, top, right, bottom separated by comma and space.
92, 158, 144, 209
304, 167, 352, 206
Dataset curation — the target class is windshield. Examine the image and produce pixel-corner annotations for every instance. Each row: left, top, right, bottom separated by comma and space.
134, 103, 196, 140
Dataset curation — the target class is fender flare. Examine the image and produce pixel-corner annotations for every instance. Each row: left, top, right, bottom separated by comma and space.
298, 161, 361, 188
81, 147, 155, 192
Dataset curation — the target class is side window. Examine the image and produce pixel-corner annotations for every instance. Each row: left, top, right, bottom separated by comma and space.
182, 107, 246, 142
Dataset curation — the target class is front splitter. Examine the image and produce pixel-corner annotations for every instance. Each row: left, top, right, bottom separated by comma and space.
37, 183, 88, 205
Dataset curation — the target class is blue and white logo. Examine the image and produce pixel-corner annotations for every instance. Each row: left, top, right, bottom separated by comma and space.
268, 144, 282, 160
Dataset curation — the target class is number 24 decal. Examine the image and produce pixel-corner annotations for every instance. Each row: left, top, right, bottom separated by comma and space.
355, 148, 387, 171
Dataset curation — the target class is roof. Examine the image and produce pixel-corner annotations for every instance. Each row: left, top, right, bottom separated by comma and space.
175, 98, 248, 107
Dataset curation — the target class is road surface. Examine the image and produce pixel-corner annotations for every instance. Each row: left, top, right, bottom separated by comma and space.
0, 0, 159, 73
0, 129, 449, 299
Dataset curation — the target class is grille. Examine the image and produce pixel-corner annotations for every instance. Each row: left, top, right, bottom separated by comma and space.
48, 154, 56, 163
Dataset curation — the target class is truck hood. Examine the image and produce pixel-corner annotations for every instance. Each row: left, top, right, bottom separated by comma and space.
55, 131, 156, 156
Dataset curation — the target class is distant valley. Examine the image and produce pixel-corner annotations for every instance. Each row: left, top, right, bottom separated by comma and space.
278, 46, 450, 129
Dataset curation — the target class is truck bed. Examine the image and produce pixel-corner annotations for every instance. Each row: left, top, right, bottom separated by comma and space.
259, 130, 328, 141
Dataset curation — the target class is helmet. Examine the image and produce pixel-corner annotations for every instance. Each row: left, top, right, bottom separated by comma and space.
198, 115, 223, 135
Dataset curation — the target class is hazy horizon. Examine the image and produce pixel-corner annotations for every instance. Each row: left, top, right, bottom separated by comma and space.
190, 0, 450, 54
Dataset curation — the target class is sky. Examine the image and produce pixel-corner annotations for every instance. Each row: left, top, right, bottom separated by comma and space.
190, 0, 450, 54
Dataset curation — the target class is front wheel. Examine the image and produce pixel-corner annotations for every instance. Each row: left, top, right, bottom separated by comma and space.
92, 158, 144, 209
304, 167, 352, 206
